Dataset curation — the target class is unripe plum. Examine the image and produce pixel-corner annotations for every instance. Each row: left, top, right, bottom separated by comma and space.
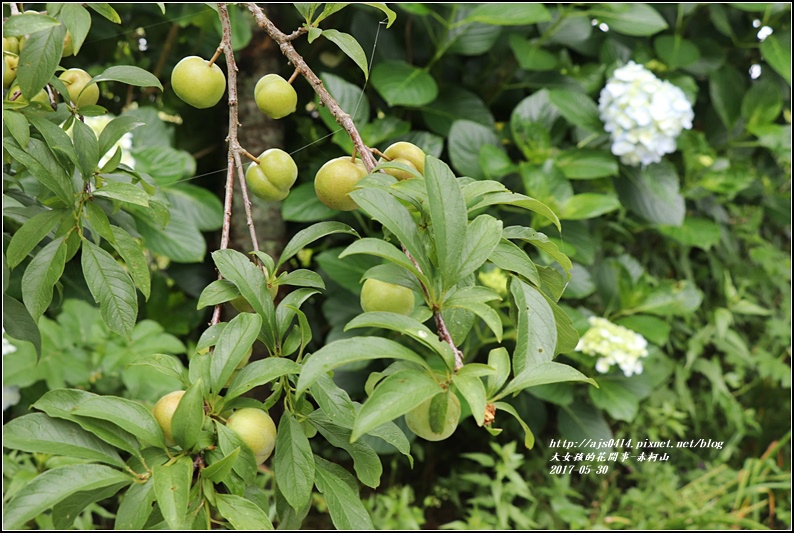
226, 408, 277, 464
171, 56, 226, 109
314, 156, 368, 211
360, 278, 415, 316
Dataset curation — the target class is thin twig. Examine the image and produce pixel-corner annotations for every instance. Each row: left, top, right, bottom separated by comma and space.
8, 3, 20, 15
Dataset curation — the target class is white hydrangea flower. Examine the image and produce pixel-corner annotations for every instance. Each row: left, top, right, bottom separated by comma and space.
83, 115, 137, 169
598, 61, 694, 167
575, 317, 649, 377
3, 328, 21, 411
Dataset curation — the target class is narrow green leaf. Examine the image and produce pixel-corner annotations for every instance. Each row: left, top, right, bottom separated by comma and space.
53, 483, 129, 530
3, 110, 30, 148
503, 226, 572, 277
152, 456, 193, 530
492, 402, 535, 449
497, 362, 597, 400
277, 221, 358, 269
83, 202, 115, 244
109, 226, 151, 299
6, 209, 66, 268
81, 239, 138, 338
129, 353, 187, 383
4, 137, 74, 206
322, 29, 369, 79
21, 236, 67, 321
73, 395, 165, 448
226, 358, 302, 402
760, 31, 791, 85
555, 150, 618, 179
202, 448, 240, 483
454, 374, 487, 426
17, 24, 65, 100
275, 413, 315, 511
72, 119, 100, 177
216, 493, 275, 530
465, 3, 551, 25
171, 380, 204, 451
510, 279, 556, 374
297, 337, 430, 395
424, 156, 467, 290
2, 295, 42, 359
2, 464, 131, 530
591, 4, 668, 36
94, 181, 150, 207
210, 312, 262, 394
309, 411, 382, 489
471, 191, 561, 232
485, 347, 511, 399
114, 480, 156, 530
489, 240, 539, 286
197, 279, 239, 309
89, 65, 163, 91
560, 193, 621, 220
456, 215, 503, 284
2, 413, 125, 467
360, 3, 397, 27
86, 3, 122, 23
339, 238, 428, 285
352, 369, 443, 442
98, 116, 144, 157
215, 421, 257, 485
313, 456, 375, 530
57, 3, 92, 55
2, 12, 61, 36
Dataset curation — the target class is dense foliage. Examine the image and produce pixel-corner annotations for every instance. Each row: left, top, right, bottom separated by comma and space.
3, 2, 791, 529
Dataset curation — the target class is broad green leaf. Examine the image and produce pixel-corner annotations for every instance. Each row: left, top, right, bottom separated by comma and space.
73, 395, 165, 448
654, 35, 700, 69
464, 3, 550, 25
352, 369, 443, 441
489, 240, 539, 286
6, 209, 67, 268
197, 279, 239, 309
546, 295, 579, 355
322, 29, 369, 80
510, 279, 556, 374
555, 150, 618, 180
93, 182, 149, 207
548, 89, 603, 132
152, 456, 193, 530
615, 162, 685, 226
742, 78, 784, 129
90, 65, 163, 90
210, 312, 262, 394
2, 464, 131, 530
115, 480, 156, 530
3, 110, 30, 148
17, 24, 65, 100
278, 221, 358, 269
558, 402, 613, 453
282, 182, 337, 222
31, 389, 141, 455
275, 413, 315, 511
371, 60, 438, 107
225, 354, 301, 403
171, 380, 204, 451
81, 239, 138, 338
2, 413, 125, 467
277, 269, 325, 289
345, 312, 455, 370
496, 362, 597, 400
216, 493, 274, 530
318, 72, 370, 130
760, 31, 791, 86
503, 226, 573, 277
657, 217, 721, 251
456, 215, 503, 283
310, 411, 382, 489
313, 456, 375, 530
588, 378, 640, 422
86, 3, 121, 23
590, 4, 668, 36
492, 402, 535, 449
57, 3, 92, 55
421, 86, 494, 136
2, 12, 61, 36
212, 249, 277, 349
21, 236, 67, 321
339, 238, 428, 285
136, 214, 205, 263
709, 65, 745, 130
297, 337, 430, 395
630, 281, 703, 316
560, 193, 621, 220
97, 117, 144, 159
454, 374, 487, 426
448, 119, 501, 180
2, 295, 42, 358
133, 145, 195, 186
109, 226, 151, 299
350, 187, 432, 275
425, 156, 467, 290
129, 353, 187, 383
509, 34, 559, 71
485, 347, 511, 398
165, 184, 222, 231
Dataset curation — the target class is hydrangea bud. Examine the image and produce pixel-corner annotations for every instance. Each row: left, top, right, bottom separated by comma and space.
575, 317, 649, 377
598, 61, 694, 167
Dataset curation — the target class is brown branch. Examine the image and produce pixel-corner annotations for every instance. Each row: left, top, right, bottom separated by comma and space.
244, 2, 377, 172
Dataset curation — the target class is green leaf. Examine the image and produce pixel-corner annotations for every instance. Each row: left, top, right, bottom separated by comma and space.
2, 12, 61, 36
371, 60, 438, 107
352, 369, 443, 442
421, 86, 494, 136
2, 413, 125, 467
31, 389, 141, 455
115, 480, 156, 530
630, 281, 703, 316
215, 421, 257, 485
360, 3, 397, 27
454, 374, 487, 426
17, 24, 65, 100
345, 312, 455, 370
282, 182, 337, 222
197, 279, 239, 309
277, 221, 358, 270
318, 72, 369, 129
275, 413, 315, 511
558, 402, 613, 453
313, 456, 374, 530
129, 353, 187, 383
657, 217, 721, 251
202, 447, 240, 483
83, 202, 115, 244
760, 30, 791, 85
464, 3, 550, 25
555, 150, 618, 180
709, 65, 745, 130
350, 187, 432, 275
73, 395, 165, 448
97, 115, 144, 157
509, 34, 559, 71
210, 312, 262, 394
53, 483, 129, 530
72, 119, 100, 177
309, 411, 382, 489
152, 456, 193, 530
86, 3, 121, 23
4, 138, 74, 205
322, 29, 369, 80
216, 493, 274, 530
615, 162, 685, 225
171, 380, 204, 451
548, 89, 603, 132
3, 110, 30, 148
339, 238, 428, 285
136, 214, 205, 263
510, 279, 556, 374
485, 347, 511, 399
2, 464, 131, 530
448, 119, 501, 180
489, 240, 539, 286
90, 65, 162, 90
471, 190, 561, 232
81, 239, 138, 338
492, 402, 535, 449
425, 156, 467, 290
497, 362, 596, 400
2, 295, 42, 359
503, 226, 572, 277
591, 3, 668, 36
742, 79, 783, 129
588, 378, 640, 422
57, 3, 92, 55
109, 225, 151, 299
21, 235, 67, 322
456, 215, 503, 282
297, 337, 430, 395
93, 181, 149, 206
6, 209, 67, 268
560, 193, 621, 220
654, 35, 700, 69
26, 115, 79, 168
277, 269, 325, 290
